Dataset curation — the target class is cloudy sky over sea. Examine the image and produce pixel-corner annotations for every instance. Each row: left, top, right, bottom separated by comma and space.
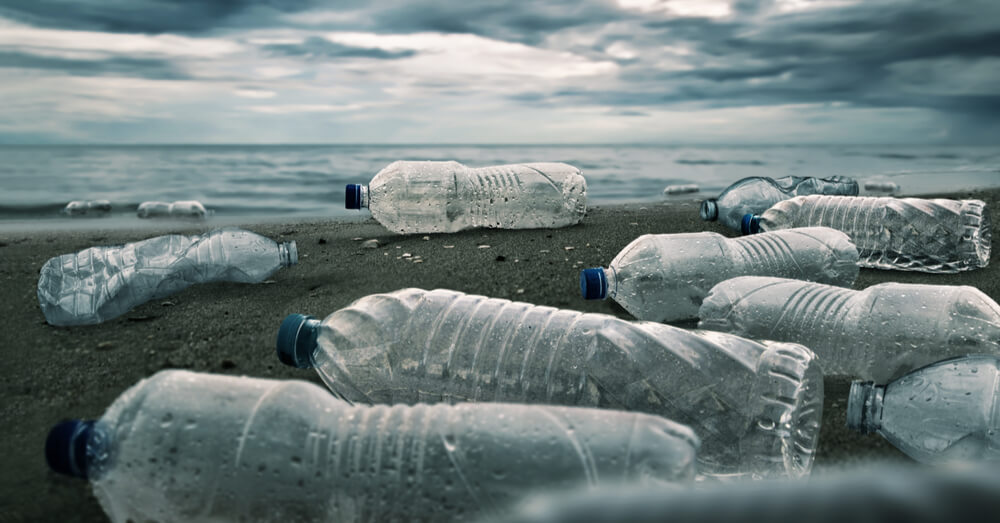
1, 0, 998, 144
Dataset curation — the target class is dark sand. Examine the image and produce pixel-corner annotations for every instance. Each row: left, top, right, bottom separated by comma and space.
2, 190, 998, 521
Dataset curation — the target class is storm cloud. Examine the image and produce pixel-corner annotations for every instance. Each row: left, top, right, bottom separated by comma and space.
1, 0, 997, 143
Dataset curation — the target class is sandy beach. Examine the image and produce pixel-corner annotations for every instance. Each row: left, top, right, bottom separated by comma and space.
2, 190, 998, 521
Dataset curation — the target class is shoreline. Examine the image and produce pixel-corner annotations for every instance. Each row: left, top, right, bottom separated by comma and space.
3, 191, 998, 521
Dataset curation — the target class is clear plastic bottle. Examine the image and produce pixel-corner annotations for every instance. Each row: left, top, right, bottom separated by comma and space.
137, 200, 209, 219
663, 184, 699, 195
847, 355, 1000, 465
276, 288, 824, 480
45, 370, 699, 523
700, 176, 858, 231
489, 464, 1000, 523
37, 228, 297, 326
63, 200, 112, 216
579, 227, 858, 322
345, 161, 587, 234
698, 276, 1000, 382
742, 195, 991, 273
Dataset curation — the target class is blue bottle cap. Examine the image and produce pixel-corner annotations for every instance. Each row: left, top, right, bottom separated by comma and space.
741, 214, 761, 235
276, 314, 319, 369
345, 184, 363, 210
46, 419, 95, 478
580, 268, 608, 300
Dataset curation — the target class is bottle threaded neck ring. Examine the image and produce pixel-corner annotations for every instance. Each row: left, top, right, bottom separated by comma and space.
279, 241, 298, 267
699, 199, 718, 221
847, 380, 883, 434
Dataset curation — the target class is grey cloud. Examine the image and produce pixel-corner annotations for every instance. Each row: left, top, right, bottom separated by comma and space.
0, 51, 189, 79
263, 36, 416, 60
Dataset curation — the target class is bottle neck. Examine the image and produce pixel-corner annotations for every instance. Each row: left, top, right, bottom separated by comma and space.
847, 381, 884, 434
358, 185, 370, 209
278, 241, 298, 267
604, 267, 619, 299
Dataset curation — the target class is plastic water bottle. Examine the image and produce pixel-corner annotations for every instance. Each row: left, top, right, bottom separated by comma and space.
276, 288, 824, 480
864, 181, 900, 194
700, 176, 858, 231
137, 200, 209, 219
847, 355, 1000, 465
663, 184, 699, 195
742, 195, 991, 273
63, 200, 111, 216
698, 276, 1000, 382
487, 464, 1000, 523
45, 370, 699, 523
345, 161, 587, 234
579, 227, 858, 322
37, 228, 297, 326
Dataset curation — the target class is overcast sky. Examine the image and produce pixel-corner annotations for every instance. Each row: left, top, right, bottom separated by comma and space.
1, 0, 997, 144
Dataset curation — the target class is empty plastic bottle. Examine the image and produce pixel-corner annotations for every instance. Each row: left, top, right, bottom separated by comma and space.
37, 228, 297, 326
276, 288, 824, 480
45, 370, 699, 523
345, 161, 587, 234
700, 176, 858, 231
486, 464, 1000, 523
847, 355, 1000, 465
864, 180, 900, 193
663, 184, 699, 195
137, 200, 209, 219
580, 227, 858, 322
742, 195, 991, 273
698, 276, 1000, 382
63, 200, 112, 216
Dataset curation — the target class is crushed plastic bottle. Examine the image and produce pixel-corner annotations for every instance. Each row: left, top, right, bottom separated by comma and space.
864, 180, 900, 194
137, 200, 209, 219
486, 464, 1000, 523
847, 355, 1000, 465
699, 276, 1000, 382
663, 184, 699, 195
580, 227, 858, 322
62, 200, 112, 216
45, 370, 700, 523
700, 176, 858, 231
345, 161, 587, 234
276, 288, 824, 480
742, 195, 991, 273
37, 228, 296, 326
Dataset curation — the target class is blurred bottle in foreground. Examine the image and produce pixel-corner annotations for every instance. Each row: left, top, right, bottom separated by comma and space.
484, 464, 1000, 523
345, 161, 587, 234
741, 195, 991, 273
62, 200, 112, 217
137, 200, 209, 219
277, 288, 824, 480
580, 228, 858, 322
848, 355, 1000, 465
700, 176, 858, 231
46, 370, 699, 523
38, 228, 296, 326
699, 277, 1000, 382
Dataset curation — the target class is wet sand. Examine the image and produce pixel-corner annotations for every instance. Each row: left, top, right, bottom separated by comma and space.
2, 190, 997, 521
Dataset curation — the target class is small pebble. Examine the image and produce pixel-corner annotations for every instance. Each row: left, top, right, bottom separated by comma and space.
478, 245, 490, 249
413, 259, 424, 264
496, 255, 506, 262
352, 237, 363, 241
516, 288, 525, 294
540, 249, 550, 253
630, 222, 639, 226
402, 253, 412, 258
220, 360, 237, 370
318, 238, 327, 244
262, 280, 276, 284
422, 236, 430, 241
96, 341, 113, 351
564, 246, 575, 251
443, 245, 455, 249
362, 239, 379, 249
160, 301, 175, 307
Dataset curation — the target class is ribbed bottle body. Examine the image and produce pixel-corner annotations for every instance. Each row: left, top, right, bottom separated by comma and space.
602, 228, 858, 322
88, 370, 698, 522
367, 161, 586, 234
699, 276, 1000, 381
311, 288, 824, 480
757, 195, 991, 273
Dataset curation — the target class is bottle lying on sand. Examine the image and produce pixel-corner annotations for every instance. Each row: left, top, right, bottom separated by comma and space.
699, 276, 1000, 382
487, 464, 1000, 523
37, 228, 296, 326
700, 176, 858, 231
345, 161, 587, 234
663, 183, 699, 195
741, 195, 991, 273
848, 355, 1000, 465
137, 200, 209, 219
580, 227, 858, 322
46, 370, 699, 523
276, 288, 824, 480
62, 200, 112, 216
